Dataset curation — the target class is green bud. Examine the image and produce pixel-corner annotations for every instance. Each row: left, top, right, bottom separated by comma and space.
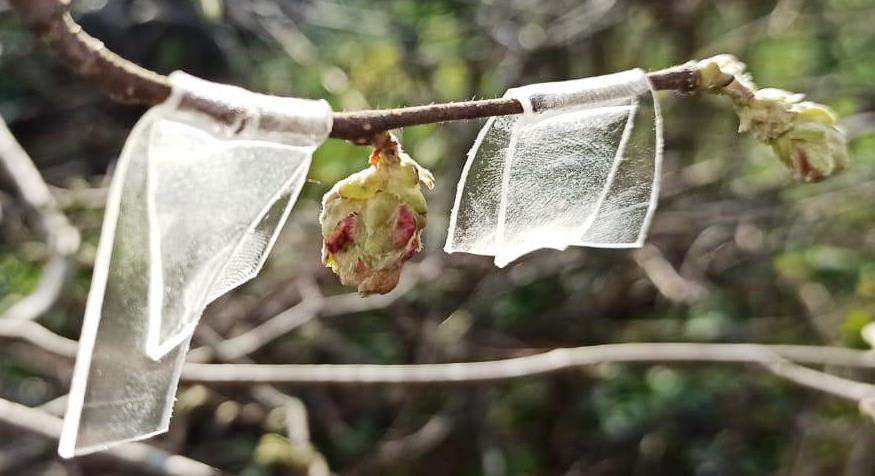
320, 132, 434, 294
768, 102, 850, 182
736, 88, 802, 142
696, 55, 850, 182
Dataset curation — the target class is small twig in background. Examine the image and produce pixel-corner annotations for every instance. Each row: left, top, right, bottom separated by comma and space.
5, 317, 875, 398
0, 397, 220, 476
0, 319, 78, 358
179, 342, 875, 409
187, 258, 439, 362
633, 244, 708, 304
5, 319, 875, 421
194, 324, 331, 476
346, 397, 461, 476
0, 115, 80, 322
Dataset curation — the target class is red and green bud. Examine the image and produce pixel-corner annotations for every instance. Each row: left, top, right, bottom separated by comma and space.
320, 132, 434, 294
768, 102, 849, 182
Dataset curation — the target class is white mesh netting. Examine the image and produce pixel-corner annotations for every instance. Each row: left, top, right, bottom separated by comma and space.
444, 69, 663, 267
59, 73, 331, 457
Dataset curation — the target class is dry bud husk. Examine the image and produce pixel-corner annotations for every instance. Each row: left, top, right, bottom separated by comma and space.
320, 132, 434, 294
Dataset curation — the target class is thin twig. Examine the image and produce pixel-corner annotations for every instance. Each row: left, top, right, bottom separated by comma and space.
0, 118, 54, 208
179, 343, 875, 390
0, 397, 221, 476
194, 325, 332, 475
0, 115, 80, 322
188, 258, 439, 362
348, 398, 460, 476
8, 0, 704, 143
632, 244, 707, 304
4, 319, 875, 407
5, 318, 875, 397
179, 343, 875, 419
763, 358, 875, 402
0, 319, 78, 358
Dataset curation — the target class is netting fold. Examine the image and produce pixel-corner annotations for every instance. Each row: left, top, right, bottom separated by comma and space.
445, 68, 663, 267
59, 72, 331, 457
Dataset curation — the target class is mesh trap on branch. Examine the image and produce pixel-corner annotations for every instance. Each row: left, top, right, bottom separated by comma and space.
445, 69, 663, 267
60, 73, 331, 457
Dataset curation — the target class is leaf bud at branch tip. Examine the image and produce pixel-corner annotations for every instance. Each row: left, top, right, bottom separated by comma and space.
696, 55, 851, 182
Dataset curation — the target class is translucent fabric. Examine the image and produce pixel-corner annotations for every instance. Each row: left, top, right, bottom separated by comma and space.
59, 72, 331, 457
445, 69, 662, 267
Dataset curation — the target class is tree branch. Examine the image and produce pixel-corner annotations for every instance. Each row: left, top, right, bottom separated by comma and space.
179, 343, 875, 388
0, 115, 80, 322
9, 0, 703, 143
0, 319, 78, 358
186, 259, 439, 362
179, 342, 875, 414
5, 318, 875, 392
4, 320, 875, 407
0, 397, 220, 475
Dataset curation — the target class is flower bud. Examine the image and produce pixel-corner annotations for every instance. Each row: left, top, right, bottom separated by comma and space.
320, 132, 434, 294
736, 88, 802, 142
696, 55, 850, 182
768, 102, 849, 182
734, 88, 849, 182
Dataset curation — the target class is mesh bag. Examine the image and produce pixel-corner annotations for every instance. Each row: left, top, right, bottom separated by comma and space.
445, 69, 663, 267
60, 73, 331, 456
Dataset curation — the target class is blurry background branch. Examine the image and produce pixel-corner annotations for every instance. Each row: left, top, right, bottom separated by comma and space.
8, 0, 707, 143
187, 258, 441, 362
178, 343, 875, 388
0, 115, 80, 322
4, 316, 875, 407
0, 397, 220, 476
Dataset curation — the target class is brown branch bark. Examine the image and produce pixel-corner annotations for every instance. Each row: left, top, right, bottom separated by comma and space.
10, 0, 704, 143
